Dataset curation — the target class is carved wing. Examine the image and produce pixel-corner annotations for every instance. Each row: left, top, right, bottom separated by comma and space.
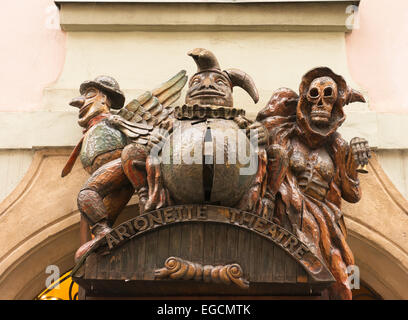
109, 70, 188, 145
117, 70, 187, 126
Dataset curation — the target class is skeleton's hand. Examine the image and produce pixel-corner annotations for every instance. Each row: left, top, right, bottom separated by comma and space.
350, 137, 370, 169
247, 121, 269, 147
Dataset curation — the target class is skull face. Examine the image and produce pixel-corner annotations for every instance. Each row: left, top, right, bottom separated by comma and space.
306, 76, 338, 127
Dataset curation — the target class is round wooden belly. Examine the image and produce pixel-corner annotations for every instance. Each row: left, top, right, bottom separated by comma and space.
161, 119, 257, 206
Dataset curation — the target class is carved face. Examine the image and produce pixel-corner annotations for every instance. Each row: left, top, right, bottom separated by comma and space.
306, 77, 338, 127
70, 87, 112, 128
185, 71, 233, 108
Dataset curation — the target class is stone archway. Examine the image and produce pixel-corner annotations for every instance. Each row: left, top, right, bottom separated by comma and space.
343, 153, 408, 299
0, 149, 406, 299
348, 231, 406, 299
0, 148, 85, 299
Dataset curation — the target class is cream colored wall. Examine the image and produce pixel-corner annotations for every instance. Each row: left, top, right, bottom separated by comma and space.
346, 0, 408, 114
377, 150, 408, 199
0, 150, 33, 203
49, 30, 355, 114
0, 0, 65, 112
0, 0, 65, 204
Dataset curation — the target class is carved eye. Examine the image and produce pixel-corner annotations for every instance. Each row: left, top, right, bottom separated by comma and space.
85, 89, 97, 99
309, 88, 319, 98
216, 79, 226, 86
324, 87, 334, 97
192, 78, 200, 85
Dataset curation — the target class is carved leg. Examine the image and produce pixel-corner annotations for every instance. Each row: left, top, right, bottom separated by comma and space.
145, 155, 162, 212
235, 149, 267, 215
103, 185, 135, 224
75, 158, 133, 262
144, 154, 173, 212
124, 148, 169, 213
121, 143, 148, 214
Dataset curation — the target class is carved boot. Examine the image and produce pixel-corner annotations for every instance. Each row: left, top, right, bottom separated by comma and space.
74, 219, 112, 263
121, 143, 149, 213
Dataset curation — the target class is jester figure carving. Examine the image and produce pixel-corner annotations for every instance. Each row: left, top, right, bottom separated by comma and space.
64, 49, 370, 300
257, 67, 370, 299
131, 48, 268, 212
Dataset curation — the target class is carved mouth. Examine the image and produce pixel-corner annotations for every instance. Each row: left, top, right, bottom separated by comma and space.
78, 103, 92, 118
311, 111, 330, 120
190, 90, 225, 98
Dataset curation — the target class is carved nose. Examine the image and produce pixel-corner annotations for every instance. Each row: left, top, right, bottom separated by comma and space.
69, 96, 85, 108
202, 77, 214, 89
316, 97, 324, 107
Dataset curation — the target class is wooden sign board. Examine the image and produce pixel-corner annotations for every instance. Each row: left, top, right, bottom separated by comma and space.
72, 205, 334, 299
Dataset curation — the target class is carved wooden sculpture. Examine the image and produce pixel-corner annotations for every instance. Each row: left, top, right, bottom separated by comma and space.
256, 67, 370, 300
67, 50, 369, 300
122, 48, 269, 214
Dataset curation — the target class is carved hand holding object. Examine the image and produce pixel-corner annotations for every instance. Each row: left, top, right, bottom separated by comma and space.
350, 137, 371, 173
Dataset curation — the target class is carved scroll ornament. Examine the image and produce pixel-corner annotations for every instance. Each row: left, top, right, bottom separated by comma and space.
154, 256, 249, 289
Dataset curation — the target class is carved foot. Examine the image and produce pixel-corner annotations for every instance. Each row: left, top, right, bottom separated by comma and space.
74, 223, 112, 263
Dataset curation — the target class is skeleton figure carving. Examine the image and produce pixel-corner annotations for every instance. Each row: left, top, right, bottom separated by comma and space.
257, 67, 370, 300
307, 76, 338, 127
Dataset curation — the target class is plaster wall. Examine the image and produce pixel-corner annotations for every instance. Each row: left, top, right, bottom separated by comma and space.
347, 0, 408, 113
0, 0, 65, 112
